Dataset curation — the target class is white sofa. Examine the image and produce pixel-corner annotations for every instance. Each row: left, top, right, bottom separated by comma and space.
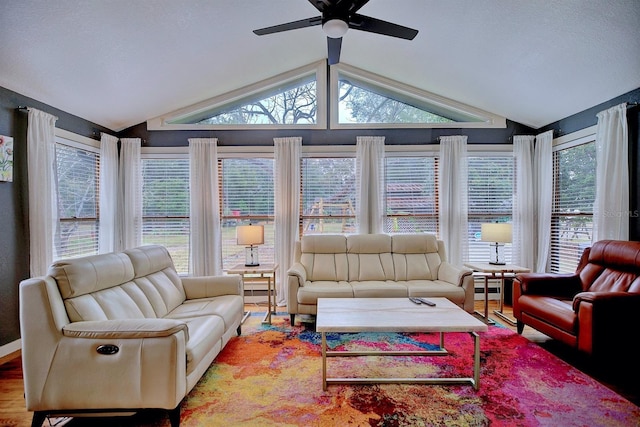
19, 245, 244, 427
287, 233, 474, 325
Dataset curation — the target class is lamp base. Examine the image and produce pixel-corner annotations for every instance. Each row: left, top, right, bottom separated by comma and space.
488, 242, 506, 265
244, 246, 260, 267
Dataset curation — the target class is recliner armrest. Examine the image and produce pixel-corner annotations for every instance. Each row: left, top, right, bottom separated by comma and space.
572, 291, 640, 312
287, 262, 307, 285
515, 272, 581, 298
438, 262, 472, 286
182, 274, 243, 299
63, 318, 188, 340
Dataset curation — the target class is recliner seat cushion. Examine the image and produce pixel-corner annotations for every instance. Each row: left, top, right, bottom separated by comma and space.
297, 281, 353, 304
166, 295, 243, 331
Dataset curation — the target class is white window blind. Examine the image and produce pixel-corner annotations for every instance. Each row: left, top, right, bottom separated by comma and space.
384, 156, 438, 234
141, 158, 190, 274
55, 143, 99, 259
219, 158, 274, 269
551, 142, 595, 273
301, 157, 356, 235
467, 155, 514, 263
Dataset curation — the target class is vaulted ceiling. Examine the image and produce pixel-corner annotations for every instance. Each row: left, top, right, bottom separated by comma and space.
1, 0, 639, 132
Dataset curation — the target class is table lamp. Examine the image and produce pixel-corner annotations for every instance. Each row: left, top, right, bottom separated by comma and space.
236, 224, 264, 266
481, 223, 512, 265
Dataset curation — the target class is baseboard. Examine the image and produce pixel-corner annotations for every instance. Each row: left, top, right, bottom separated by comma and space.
0, 339, 21, 362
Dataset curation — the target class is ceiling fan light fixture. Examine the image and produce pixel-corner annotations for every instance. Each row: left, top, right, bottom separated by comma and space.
323, 18, 348, 38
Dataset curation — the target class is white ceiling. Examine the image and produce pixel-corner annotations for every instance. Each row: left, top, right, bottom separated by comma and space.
1, 0, 639, 132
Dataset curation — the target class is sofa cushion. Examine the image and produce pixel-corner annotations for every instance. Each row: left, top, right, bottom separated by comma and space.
347, 234, 394, 281
65, 283, 150, 322
517, 295, 576, 334
391, 234, 439, 254
350, 281, 407, 297
404, 280, 466, 306
300, 235, 348, 281
391, 234, 441, 281
49, 252, 134, 299
183, 316, 225, 376
166, 295, 243, 331
131, 271, 186, 317
297, 281, 353, 304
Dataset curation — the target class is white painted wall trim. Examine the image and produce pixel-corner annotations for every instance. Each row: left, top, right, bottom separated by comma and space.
0, 339, 21, 359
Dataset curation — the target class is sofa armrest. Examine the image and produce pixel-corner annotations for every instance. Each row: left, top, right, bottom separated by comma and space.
287, 262, 307, 284
572, 291, 640, 356
438, 262, 472, 286
287, 263, 307, 315
514, 272, 582, 298
27, 319, 189, 411
63, 318, 188, 340
182, 274, 243, 299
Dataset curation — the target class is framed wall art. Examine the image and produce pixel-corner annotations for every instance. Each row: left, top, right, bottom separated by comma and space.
0, 135, 14, 182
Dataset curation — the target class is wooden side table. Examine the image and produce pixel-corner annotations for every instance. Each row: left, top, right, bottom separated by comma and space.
226, 263, 278, 324
464, 262, 530, 325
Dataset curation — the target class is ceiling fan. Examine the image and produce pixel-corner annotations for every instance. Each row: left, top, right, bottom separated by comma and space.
253, 0, 418, 65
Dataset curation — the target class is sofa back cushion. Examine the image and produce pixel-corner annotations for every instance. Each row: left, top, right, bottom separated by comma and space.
49, 245, 186, 322
300, 235, 348, 281
391, 234, 442, 280
581, 240, 640, 292
124, 245, 187, 316
346, 234, 394, 281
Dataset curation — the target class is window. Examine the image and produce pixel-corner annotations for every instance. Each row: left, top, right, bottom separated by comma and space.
384, 156, 439, 234
177, 75, 317, 126
331, 64, 506, 129
55, 140, 100, 259
338, 78, 453, 125
550, 141, 595, 273
150, 61, 326, 130
301, 157, 356, 235
141, 158, 190, 274
467, 155, 515, 263
148, 61, 504, 131
219, 158, 274, 269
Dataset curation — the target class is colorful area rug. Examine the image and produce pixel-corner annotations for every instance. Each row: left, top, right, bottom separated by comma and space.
69, 313, 640, 427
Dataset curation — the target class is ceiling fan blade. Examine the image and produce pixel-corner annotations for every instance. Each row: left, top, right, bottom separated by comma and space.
327, 37, 342, 65
348, 13, 418, 40
253, 16, 322, 36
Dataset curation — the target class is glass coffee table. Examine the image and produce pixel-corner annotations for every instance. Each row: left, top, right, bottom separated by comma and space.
316, 297, 488, 390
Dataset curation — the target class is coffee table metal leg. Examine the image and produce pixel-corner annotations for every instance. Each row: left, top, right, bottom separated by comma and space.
472, 332, 480, 390
474, 276, 495, 325
321, 332, 327, 391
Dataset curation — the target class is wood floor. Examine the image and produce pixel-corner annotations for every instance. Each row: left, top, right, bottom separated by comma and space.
1, 301, 638, 427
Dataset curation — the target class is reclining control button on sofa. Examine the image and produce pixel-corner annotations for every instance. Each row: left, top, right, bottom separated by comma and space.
96, 344, 119, 355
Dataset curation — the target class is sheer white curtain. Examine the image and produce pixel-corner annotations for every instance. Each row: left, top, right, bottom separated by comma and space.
512, 135, 535, 270
356, 136, 385, 234
593, 103, 629, 242
26, 108, 58, 276
189, 138, 222, 276
98, 133, 119, 253
274, 137, 301, 306
534, 130, 553, 272
117, 138, 142, 250
438, 135, 468, 265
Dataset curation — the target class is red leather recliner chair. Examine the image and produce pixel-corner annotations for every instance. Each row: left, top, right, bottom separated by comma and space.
513, 240, 640, 359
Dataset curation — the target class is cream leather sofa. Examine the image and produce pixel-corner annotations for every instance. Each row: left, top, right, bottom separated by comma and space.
19, 245, 244, 427
287, 234, 474, 325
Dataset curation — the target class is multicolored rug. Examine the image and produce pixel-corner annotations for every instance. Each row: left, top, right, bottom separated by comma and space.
69, 313, 640, 427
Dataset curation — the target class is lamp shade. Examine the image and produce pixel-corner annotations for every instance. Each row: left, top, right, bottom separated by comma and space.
481, 223, 512, 243
236, 225, 264, 246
